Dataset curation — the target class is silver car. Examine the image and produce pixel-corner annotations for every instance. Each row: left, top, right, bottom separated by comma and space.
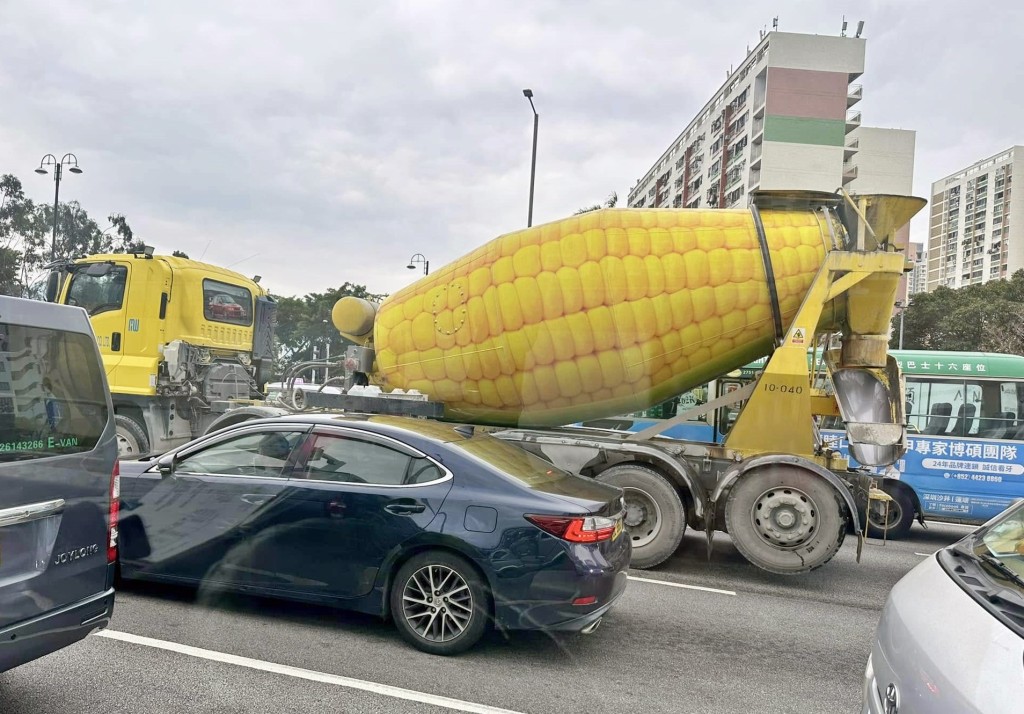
863, 499, 1024, 713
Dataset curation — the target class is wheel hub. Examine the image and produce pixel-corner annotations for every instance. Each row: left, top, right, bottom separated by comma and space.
624, 502, 646, 527
751, 488, 817, 548
621, 487, 663, 548
401, 564, 473, 643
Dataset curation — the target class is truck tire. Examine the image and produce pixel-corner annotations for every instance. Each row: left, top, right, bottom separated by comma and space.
865, 482, 915, 539
596, 464, 686, 569
724, 466, 846, 575
115, 414, 151, 458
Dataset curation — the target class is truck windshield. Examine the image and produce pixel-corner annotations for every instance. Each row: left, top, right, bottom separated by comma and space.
65, 265, 127, 316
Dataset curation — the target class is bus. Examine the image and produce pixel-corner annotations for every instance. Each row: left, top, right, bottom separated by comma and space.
582, 350, 1024, 538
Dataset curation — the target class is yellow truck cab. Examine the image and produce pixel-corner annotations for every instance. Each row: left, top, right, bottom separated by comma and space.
48, 251, 276, 456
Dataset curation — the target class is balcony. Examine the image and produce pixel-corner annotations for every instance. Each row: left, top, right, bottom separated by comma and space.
751, 115, 764, 140
842, 162, 858, 182
844, 137, 859, 160
750, 141, 762, 167
845, 111, 861, 134
847, 84, 863, 108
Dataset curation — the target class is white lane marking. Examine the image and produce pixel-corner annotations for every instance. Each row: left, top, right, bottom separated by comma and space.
95, 630, 525, 714
627, 575, 736, 596
914, 552, 933, 557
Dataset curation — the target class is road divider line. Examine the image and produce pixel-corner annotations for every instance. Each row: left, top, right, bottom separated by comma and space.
627, 575, 736, 596
914, 552, 933, 557
95, 630, 526, 714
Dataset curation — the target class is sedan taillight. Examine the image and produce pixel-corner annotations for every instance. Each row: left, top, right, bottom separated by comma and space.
525, 514, 619, 543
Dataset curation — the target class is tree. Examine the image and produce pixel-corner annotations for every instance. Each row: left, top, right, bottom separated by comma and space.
574, 191, 619, 215
894, 270, 1024, 355
0, 171, 157, 294
0, 174, 34, 295
270, 283, 388, 376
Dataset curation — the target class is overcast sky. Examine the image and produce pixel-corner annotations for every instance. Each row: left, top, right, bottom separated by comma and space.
1, 1, 1020, 298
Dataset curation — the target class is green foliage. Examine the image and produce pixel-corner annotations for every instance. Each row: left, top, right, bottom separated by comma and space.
0, 171, 170, 295
574, 191, 619, 215
893, 270, 1024, 355
270, 283, 387, 374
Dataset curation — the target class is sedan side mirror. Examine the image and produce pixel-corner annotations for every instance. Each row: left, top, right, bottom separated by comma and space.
156, 452, 177, 476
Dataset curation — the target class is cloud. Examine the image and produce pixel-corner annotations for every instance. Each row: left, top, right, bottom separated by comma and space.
1, 0, 1021, 298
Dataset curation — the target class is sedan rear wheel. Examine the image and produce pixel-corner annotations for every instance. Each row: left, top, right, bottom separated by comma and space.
391, 551, 488, 655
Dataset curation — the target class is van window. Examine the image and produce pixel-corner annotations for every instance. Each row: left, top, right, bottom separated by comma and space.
65, 264, 128, 316
203, 279, 253, 326
0, 323, 109, 462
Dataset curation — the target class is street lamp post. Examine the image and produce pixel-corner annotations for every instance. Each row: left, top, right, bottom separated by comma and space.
322, 318, 330, 382
407, 253, 429, 275
523, 89, 538, 228
35, 153, 83, 261
896, 300, 906, 350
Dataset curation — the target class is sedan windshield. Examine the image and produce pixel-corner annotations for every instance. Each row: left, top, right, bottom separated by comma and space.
956, 500, 1024, 593
980, 504, 1024, 580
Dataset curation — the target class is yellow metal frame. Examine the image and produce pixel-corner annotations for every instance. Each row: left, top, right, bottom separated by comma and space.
723, 249, 907, 466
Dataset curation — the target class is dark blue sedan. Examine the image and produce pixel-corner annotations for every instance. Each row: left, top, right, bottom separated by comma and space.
117, 414, 630, 654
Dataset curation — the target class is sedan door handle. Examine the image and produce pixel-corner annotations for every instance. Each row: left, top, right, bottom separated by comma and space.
384, 500, 426, 515
241, 494, 274, 505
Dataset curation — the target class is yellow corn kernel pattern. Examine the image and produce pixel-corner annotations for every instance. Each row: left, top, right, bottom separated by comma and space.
374, 208, 832, 427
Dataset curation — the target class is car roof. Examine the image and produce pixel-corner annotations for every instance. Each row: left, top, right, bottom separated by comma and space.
235, 413, 478, 444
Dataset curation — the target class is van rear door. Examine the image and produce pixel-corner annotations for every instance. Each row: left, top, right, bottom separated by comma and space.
0, 297, 117, 633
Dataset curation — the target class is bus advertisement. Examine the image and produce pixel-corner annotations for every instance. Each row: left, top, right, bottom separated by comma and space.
584, 350, 1024, 538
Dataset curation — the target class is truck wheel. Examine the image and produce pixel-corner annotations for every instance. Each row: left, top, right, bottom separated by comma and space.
114, 415, 150, 458
724, 466, 846, 575
865, 483, 915, 539
596, 464, 686, 569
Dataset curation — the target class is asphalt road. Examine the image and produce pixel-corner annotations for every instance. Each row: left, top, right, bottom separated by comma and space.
0, 522, 971, 714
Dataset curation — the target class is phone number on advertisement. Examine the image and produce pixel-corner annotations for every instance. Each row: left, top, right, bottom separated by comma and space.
943, 472, 1003, 483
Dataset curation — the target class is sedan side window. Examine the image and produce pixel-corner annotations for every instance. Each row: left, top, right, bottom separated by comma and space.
302, 434, 441, 485
176, 430, 305, 477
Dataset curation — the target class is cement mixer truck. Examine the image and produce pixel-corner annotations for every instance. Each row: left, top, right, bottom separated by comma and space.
212, 189, 926, 575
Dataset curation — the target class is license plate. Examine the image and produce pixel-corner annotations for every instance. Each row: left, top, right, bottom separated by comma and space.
612, 520, 624, 540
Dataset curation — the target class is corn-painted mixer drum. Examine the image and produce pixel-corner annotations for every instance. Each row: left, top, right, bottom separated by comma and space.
337, 206, 845, 427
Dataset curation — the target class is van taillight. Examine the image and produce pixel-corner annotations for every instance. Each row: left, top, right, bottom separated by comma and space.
107, 460, 120, 563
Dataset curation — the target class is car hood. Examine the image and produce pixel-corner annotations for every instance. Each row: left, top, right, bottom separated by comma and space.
869, 554, 1024, 713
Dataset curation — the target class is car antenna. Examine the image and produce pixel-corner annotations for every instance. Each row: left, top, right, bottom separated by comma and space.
453, 425, 474, 438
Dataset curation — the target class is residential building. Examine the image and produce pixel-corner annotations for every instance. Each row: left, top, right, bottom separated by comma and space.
626, 30, 914, 214
926, 146, 1022, 291
908, 242, 927, 296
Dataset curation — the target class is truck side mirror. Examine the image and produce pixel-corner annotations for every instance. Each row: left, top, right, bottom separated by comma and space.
156, 452, 177, 476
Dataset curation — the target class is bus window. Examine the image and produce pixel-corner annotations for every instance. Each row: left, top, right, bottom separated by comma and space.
906, 378, 983, 437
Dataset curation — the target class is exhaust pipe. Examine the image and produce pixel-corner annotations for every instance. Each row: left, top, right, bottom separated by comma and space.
580, 618, 602, 635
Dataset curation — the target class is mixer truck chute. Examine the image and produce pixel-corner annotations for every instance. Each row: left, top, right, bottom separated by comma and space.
261, 189, 926, 574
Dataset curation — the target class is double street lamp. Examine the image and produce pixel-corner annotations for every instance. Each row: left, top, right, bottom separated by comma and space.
407, 253, 429, 275
35, 153, 83, 261
523, 89, 538, 228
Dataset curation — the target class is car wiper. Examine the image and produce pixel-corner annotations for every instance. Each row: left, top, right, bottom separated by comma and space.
978, 552, 1024, 590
